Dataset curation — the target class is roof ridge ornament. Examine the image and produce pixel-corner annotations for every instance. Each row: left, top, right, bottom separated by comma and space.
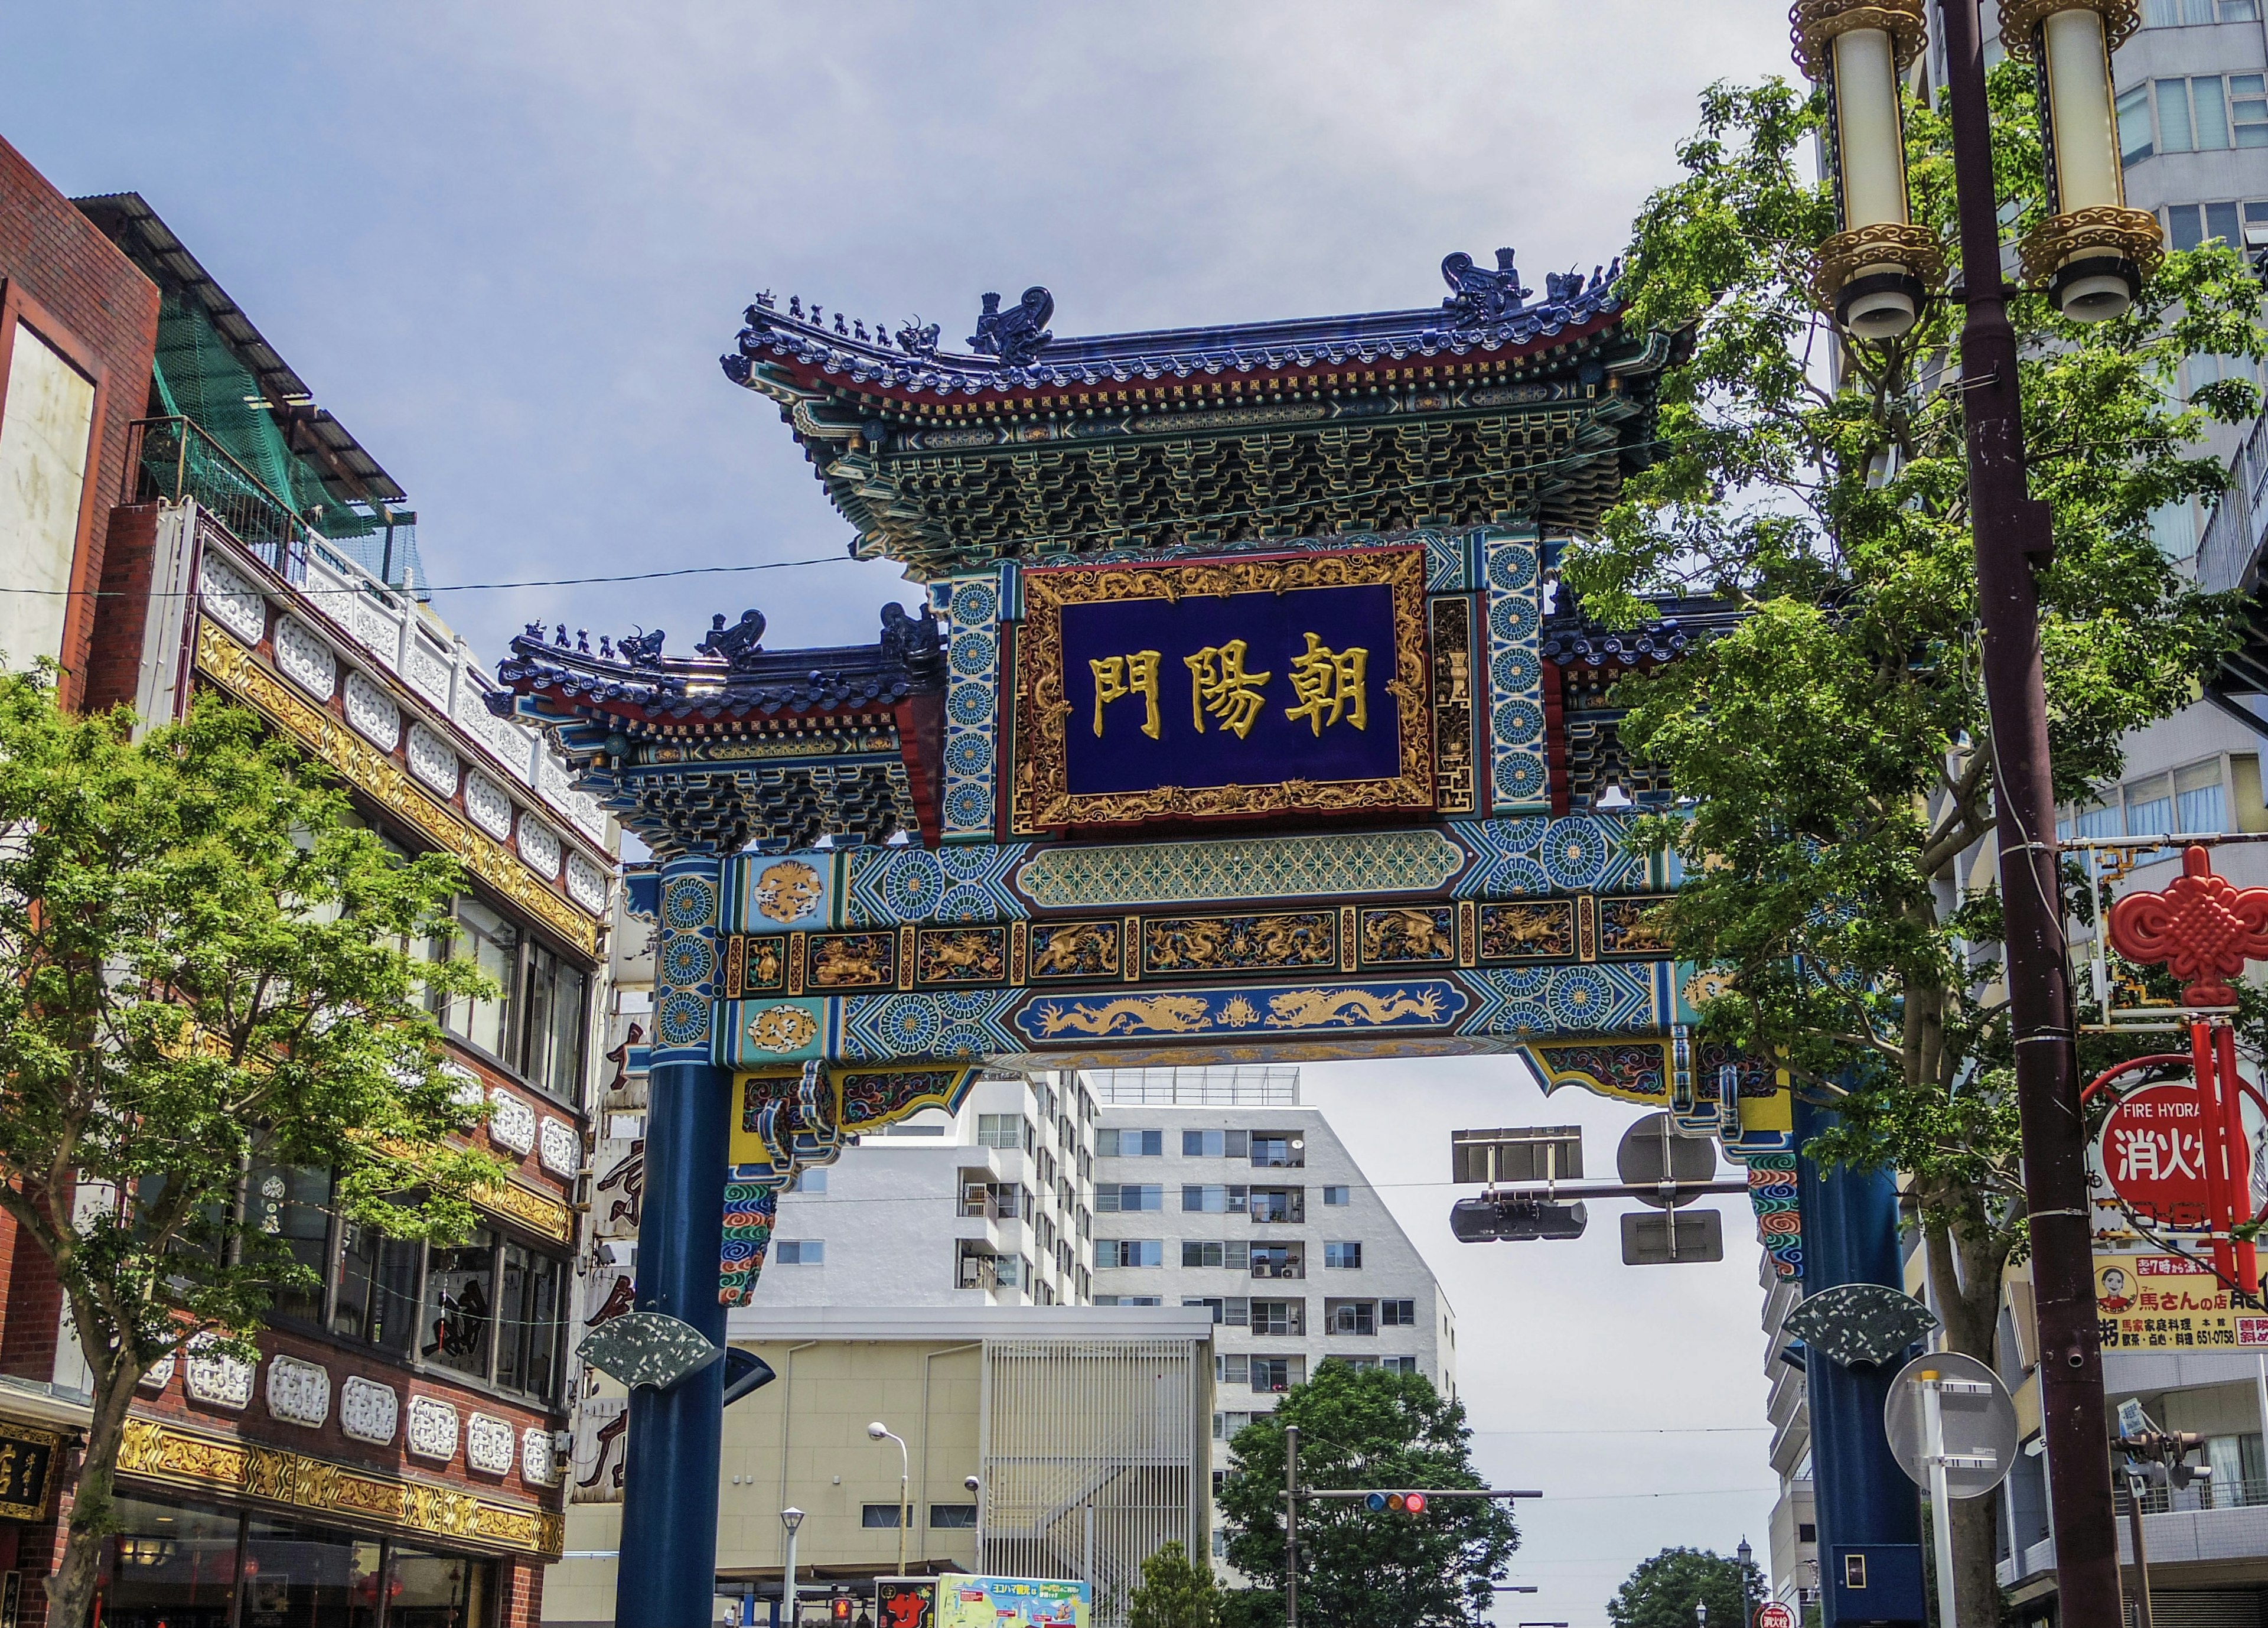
970, 285, 1055, 368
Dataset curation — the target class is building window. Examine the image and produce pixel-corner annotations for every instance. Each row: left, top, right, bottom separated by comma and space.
430, 898, 519, 1064
1100, 1239, 1163, 1268
1213, 1529, 1228, 1558
1182, 1184, 1248, 1213
1097, 1294, 1161, 1306
2143, 0, 2260, 24
248, 1163, 333, 1326
420, 1232, 498, 1379
1097, 1184, 1162, 1213
2120, 84, 2155, 162
494, 1240, 563, 1401
863, 1505, 904, 1529
1184, 1297, 1227, 1323
977, 1113, 1024, 1150
2165, 200, 2256, 250
1381, 1299, 1417, 1327
1250, 1187, 1305, 1223
1251, 1356, 1301, 1392
792, 1167, 828, 1194
774, 1240, 824, 1265
1252, 1299, 1305, 1336
930, 1505, 978, 1529
520, 941, 589, 1103
1098, 1128, 1163, 1157
2136, 76, 2268, 160
1220, 1355, 1248, 1384
1384, 1356, 1418, 1375
330, 1220, 420, 1355
1250, 1243, 1303, 1279
1324, 1242, 1363, 1269
1798, 1522, 1818, 1544
1183, 1129, 1224, 1157
1322, 1186, 1351, 1206
1250, 1134, 1304, 1169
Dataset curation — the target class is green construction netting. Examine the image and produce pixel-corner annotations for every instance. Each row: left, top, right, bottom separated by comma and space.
148, 291, 426, 592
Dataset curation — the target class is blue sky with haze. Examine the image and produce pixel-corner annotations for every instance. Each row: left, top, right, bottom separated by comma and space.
7, 5, 1801, 1619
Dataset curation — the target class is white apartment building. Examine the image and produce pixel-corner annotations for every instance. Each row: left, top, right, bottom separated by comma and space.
1086, 1069, 1458, 1565
750, 1070, 1098, 1308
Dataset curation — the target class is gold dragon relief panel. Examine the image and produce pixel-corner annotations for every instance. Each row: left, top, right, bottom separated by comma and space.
1028, 919, 1123, 982
1141, 911, 1338, 977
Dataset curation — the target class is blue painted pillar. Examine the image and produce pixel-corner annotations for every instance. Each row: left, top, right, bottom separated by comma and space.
1795, 1096, 1924, 1627
617, 853, 731, 1628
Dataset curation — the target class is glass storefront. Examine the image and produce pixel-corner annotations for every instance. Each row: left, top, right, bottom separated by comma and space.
100, 1492, 496, 1628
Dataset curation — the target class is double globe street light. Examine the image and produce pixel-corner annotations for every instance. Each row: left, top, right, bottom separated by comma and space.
1788, 5, 2160, 1625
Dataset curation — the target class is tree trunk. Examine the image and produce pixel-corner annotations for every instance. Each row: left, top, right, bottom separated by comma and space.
44, 1346, 144, 1628
1923, 1209, 2012, 1625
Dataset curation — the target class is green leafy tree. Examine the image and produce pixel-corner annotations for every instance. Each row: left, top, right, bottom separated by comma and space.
1215, 1362, 1516, 1628
0, 673, 505, 1628
1607, 1547, 1764, 1628
1128, 1540, 1219, 1628
1565, 64, 2263, 1628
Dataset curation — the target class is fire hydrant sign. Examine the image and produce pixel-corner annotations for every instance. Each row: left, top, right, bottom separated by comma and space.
2094, 1252, 2268, 1350
2101, 1083, 2217, 1228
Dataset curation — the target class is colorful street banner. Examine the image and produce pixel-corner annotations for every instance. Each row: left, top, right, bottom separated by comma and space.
935, 1574, 1092, 1628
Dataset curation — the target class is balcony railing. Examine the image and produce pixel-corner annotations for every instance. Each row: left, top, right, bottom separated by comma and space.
2115, 1475, 2268, 1516
2198, 408, 2268, 595
1250, 1199, 1305, 1224
125, 416, 315, 584
959, 1184, 1002, 1222
1250, 1257, 1304, 1280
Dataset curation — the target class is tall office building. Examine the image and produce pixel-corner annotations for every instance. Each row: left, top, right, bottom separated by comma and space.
1086, 1068, 1456, 1569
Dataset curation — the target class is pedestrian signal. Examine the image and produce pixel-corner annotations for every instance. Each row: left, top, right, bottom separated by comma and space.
830, 1596, 852, 1622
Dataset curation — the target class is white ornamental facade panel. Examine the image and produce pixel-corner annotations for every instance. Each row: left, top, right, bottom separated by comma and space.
340, 1375, 400, 1444
199, 557, 268, 646
138, 1350, 177, 1392
518, 818, 562, 878
272, 616, 338, 699
539, 1116, 581, 1178
343, 670, 402, 751
408, 724, 460, 796
566, 851, 608, 913
464, 769, 514, 839
406, 1395, 460, 1461
488, 1089, 537, 1156
265, 1353, 331, 1428
184, 1339, 255, 1411
522, 1425, 561, 1487
465, 1412, 515, 1476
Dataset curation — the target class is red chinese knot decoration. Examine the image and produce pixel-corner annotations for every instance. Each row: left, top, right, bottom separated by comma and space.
2107, 845, 2268, 1007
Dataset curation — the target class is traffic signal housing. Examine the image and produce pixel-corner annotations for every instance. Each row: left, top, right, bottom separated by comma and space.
1450, 1196, 1587, 1243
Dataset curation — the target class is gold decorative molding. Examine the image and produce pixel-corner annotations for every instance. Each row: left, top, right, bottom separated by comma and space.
1789, 0, 1928, 79
1998, 0, 2141, 57
117, 1416, 563, 1558
2017, 205, 2165, 285
1808, 222, 1948, 311
195, 618, 599, 957
477, 1176, 574, 1243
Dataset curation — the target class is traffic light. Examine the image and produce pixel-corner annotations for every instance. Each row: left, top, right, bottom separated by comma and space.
1450, 1196, 1587, 1243
830, 1593, 853, 1622
1361, 1491, 1428, 1513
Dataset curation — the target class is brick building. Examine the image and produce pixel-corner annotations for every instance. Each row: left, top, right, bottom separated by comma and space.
0, 139, 616, 1628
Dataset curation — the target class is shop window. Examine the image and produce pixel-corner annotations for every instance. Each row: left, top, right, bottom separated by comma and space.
430, 898, 518, 1062
241, 1514, 382, 1628
329, 1220, 420, 1356
419, 1230, 498, 1380
103, 1494, 242, 1628
389, 1547, 495, 1628
494, 1240, 563, 1401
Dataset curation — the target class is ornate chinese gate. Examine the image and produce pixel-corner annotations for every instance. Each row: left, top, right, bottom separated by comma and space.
496, 258, 1817, 1624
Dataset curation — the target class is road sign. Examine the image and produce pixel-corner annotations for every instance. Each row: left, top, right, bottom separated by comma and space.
1754, 1603, 1797, 1628
1884, 1352, 2018, 1500
1620, 1208, 1724, 1264
1616, 1112, 1718, 1207
1453, 1126, 1583, 1184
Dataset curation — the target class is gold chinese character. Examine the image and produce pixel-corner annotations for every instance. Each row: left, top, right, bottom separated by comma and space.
1285, 633, 1368, 734
1184, 642, 1273, 738
1091, 652, 1163, 739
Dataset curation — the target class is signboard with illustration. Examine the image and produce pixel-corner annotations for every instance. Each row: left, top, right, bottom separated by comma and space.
934, 1574, 1091, 1628
2095, 1252, 2268, 1351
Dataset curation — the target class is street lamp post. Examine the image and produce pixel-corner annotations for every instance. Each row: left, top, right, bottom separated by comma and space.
869, 1422, 911, 1578
1736, 1537, 1754, 1628
781, 1507, 806, 1628
1791, 2, 2159, 1624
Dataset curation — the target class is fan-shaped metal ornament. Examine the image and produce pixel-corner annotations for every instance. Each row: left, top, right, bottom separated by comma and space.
576, 1311, 725, 1392
1784, 1282, 1941, 1369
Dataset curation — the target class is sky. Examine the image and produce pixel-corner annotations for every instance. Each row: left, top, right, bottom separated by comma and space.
6, 4, 1801, 1622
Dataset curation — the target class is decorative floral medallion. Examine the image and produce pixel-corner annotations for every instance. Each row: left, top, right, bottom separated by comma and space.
517, 818, 562, 878
265, 1353, 331, 1429
487, 1089, 538, 1156
522, 1425, 561, 1487
340, 1375, 400, 1444
539, 1116, 581, 1178
408, 723, 461, 796
566, 850, 609, 912
198, 556, 268, 644
273, 616, 339, 699
464, 770, 514, 839
342, 669, 401, 750
466, 1412, 516, 1476
184, 1337, 255, 1411
406, 1395, 460, 1461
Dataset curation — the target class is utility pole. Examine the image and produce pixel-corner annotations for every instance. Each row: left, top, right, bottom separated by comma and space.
1284, 1424, 1299, 1628
1937, 3, 2124, 1618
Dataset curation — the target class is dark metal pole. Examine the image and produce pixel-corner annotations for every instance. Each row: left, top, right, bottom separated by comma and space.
2124, 1469, 2155, 1628
1938, 2, 2122, 1620
1284, 1424, 1299, 1628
